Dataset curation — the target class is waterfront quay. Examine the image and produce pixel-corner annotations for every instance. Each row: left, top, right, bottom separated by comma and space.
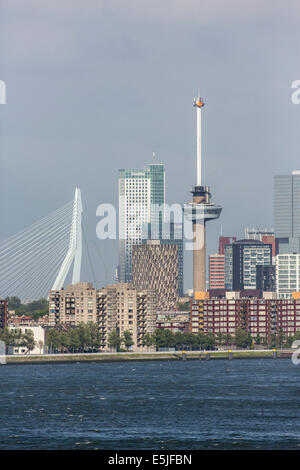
2, 349, 293, 364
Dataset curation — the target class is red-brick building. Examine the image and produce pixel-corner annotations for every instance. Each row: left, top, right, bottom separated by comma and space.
190, 296, 300, 342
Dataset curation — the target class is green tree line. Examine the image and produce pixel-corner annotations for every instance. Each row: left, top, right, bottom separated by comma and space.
107, 329, 134, 352
46, 326, 299, 353
5, 296, 48, 320
139, 328, 297, 350
2, 323, 296, 356
46, 322, 103, 353
46, 325, 135, 353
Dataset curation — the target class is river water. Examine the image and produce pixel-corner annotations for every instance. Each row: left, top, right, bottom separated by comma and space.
0, 359, 299, 449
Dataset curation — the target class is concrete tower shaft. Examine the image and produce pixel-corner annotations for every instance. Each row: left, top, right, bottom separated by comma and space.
186, 95, 222, 297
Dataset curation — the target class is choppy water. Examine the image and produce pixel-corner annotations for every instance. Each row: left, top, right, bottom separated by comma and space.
0, 359, 300, 449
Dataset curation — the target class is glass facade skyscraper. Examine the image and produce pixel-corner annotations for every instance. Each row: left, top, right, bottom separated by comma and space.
149, 164, 165, 239
274, 171, 300, 253
118, 164, 165, 283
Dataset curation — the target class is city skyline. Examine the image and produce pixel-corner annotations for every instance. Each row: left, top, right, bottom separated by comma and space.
1, 1, 300, 290
1, 161, 300, 298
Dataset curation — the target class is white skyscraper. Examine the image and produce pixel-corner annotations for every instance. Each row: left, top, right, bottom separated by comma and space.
118, 164, 165, 283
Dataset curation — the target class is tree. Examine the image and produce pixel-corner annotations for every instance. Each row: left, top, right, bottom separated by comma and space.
68, 328, 81, 352
183, 333, 198, 350
205, 332, 216, 350
234, 328, 252, 349
286, 333, 299, 348
46, 329, 63, 352
87, 322, 102, 351
122, 330, 134, 351
60, 332, 71, 352
153, 329, 175, 349
8, 329, 23, 348
0, 328, 17, 348
173, 331, 185, 350
142, 333, 154, 351
77, 323, 90, 351
108, 330, 122, 352
255, 333, 261, 345
270, 333, 277, 349
21, 330, 36, 354
294, 331, 300, 341
5, 296, 21, 310
215, 332, 225, 347
277, 330, 286, 349
197, 332, 208, 350
224, 334, 233, 347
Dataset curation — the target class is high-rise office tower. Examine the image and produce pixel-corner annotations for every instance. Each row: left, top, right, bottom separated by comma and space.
224, 239, 272, 290
274, 171, 300, 254
142, 221, 184, 297
118, 164, 165, 283
185, 95, 222, 297
132, 241, 179, 312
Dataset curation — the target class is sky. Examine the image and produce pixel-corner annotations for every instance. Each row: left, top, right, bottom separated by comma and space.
1, 0, 300, 291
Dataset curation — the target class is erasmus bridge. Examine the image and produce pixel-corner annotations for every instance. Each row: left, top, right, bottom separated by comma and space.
0, 188, 85, 300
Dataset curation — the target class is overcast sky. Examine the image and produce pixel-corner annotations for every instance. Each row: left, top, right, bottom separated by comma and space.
1, 0, 300, 291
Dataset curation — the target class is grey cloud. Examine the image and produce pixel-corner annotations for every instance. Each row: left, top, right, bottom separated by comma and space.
1, 1, 300, 290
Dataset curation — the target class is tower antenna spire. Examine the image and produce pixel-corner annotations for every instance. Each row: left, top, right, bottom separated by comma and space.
193, 94, 205, 186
